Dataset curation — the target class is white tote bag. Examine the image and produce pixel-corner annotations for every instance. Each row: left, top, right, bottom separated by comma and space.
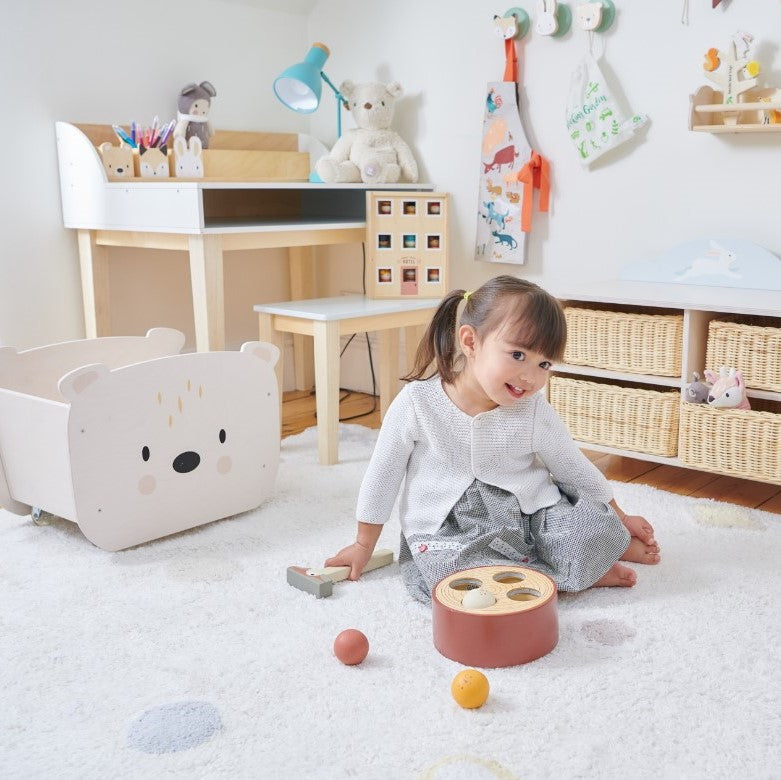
566, 54, 647, 167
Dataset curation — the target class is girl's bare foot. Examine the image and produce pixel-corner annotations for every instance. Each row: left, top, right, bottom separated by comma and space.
593, 562, 637, 587
621, 514, 656, 546
621, 535, 661, 565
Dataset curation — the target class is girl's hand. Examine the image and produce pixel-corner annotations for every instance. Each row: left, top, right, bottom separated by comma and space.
621, 514, 656, 547
325, 542, 375, 581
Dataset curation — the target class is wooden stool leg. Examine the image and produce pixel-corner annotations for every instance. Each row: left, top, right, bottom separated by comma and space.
313, 320, 340, 465
378, 328, 400, 420
258, 312, 285, 428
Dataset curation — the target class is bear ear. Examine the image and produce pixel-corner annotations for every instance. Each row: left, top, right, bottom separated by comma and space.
385, 81, 403, 99
241, 341, 280, 368
145, 327, 186, 354
339, 80, 356, 100
199, 81, 216, 97
180, 82, 198, 97
58, 364, 110, 401
98, 142, 113, 154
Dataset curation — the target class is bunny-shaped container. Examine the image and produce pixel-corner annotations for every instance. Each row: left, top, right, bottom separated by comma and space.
174, 135, 204, 178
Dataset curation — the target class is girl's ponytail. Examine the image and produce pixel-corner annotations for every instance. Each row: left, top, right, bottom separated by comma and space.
403, 289, 465, 383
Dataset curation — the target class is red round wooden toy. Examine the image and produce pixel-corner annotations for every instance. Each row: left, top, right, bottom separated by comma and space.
432, 565, 558, 668
333, 628, 369, 665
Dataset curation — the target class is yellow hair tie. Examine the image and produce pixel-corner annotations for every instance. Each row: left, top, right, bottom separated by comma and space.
463, 291, 472, 301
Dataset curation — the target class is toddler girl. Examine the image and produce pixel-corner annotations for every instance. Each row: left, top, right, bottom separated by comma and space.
326, 276, 660, 603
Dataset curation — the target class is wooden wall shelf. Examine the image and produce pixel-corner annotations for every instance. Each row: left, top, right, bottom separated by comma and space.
689, 85, 781, 133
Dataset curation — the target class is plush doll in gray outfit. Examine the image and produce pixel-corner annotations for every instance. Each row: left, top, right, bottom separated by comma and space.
682, 371, 710, 403
174, 81, 216, 149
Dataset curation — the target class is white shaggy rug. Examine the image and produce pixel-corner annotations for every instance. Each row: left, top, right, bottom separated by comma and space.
1, 425, 780, 779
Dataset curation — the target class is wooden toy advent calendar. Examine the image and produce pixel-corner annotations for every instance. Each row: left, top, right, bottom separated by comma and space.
365, 191, 449, 299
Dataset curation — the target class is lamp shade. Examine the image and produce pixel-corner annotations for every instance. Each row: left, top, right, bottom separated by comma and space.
273, 42, 330, 114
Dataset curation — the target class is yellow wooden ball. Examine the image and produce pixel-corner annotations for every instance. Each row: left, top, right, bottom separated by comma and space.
451, 668, 490, 709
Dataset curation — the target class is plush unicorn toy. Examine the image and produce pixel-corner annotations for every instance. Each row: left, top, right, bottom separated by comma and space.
704, 366, 751, 410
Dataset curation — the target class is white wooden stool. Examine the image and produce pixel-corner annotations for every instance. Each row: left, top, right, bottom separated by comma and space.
255, 295, 440, 465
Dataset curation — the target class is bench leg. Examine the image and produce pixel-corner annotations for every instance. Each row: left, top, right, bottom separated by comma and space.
313, 320, 340, 465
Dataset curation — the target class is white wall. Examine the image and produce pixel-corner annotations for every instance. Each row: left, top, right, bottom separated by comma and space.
2, 1, 779, 375
0, 0, 311, 350
309, 0, 781, 296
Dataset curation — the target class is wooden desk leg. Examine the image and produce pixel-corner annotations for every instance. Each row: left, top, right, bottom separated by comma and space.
77, 229, 111, 338
312, 319, 340, 465
258, 312, 285, 429
378, 328, 401, 420
188, 234, 225, 352
288, 246, 315, 391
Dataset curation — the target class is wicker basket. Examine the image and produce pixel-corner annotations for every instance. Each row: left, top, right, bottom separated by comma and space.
549, 377, 680, 456
563, 307, 683, 376
679, 403, 781, 485
705, 319, 781, 393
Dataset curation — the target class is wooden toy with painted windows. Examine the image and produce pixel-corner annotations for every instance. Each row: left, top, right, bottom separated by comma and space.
365, 191, 449, 299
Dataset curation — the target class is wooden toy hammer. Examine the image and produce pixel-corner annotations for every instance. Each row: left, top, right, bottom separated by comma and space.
286, 548, 394, 598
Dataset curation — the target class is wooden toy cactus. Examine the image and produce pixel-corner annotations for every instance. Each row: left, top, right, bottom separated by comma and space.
702, 32, 757, 113
690, 32, 781, 132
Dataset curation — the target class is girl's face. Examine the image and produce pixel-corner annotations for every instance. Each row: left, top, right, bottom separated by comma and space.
456, 324, 554, 413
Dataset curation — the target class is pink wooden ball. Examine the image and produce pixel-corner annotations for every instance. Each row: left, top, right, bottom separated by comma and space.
333, 629, 369, 665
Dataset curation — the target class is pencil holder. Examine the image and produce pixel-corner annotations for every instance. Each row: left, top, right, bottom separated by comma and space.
97, 142, 135, 179
138, 144, 171, 178
173, 136, 204, 178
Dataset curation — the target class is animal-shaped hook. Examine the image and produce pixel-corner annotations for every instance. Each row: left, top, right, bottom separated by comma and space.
536, 0, 572, 37
494, 7, 530, 40
576, 0, 614, 32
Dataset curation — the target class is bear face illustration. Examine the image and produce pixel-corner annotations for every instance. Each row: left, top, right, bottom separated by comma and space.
58, 342, 279, 550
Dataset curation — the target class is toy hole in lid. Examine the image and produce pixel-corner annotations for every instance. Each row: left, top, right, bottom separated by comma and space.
493, 571, 526, 584
507, 587, 542, 602
449, 578, 483, 591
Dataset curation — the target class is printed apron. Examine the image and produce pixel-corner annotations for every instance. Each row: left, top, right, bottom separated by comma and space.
475, 39, 550, 265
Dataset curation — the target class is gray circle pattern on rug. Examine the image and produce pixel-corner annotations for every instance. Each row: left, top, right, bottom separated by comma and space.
127, 700, 221, 753
581, 619, 636, 646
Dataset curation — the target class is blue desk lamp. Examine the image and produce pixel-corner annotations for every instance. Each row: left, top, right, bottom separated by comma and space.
273, 42, 347, 138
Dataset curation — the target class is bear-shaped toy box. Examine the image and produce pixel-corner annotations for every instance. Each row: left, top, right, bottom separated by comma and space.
0, 328, 279, 550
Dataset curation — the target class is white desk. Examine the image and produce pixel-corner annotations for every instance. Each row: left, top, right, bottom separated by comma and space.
255, 295, 440, 464
55, 122, 431, 390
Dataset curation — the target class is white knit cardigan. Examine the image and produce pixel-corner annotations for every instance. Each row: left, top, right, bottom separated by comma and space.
356, 377, 614, 537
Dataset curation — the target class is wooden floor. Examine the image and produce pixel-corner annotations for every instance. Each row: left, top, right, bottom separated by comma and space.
282, 390, 781, 515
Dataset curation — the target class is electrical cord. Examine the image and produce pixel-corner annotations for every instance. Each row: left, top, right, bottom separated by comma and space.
312, 241, 378, 422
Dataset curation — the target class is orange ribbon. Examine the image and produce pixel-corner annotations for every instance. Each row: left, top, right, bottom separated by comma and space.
503, 38, 518, 82
513, 151, 550, 233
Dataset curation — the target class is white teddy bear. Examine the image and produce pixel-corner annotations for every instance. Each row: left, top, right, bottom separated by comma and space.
315, 80, 419, 184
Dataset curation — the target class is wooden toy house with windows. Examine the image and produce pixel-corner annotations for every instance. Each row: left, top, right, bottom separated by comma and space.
365, 191, 449, 299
